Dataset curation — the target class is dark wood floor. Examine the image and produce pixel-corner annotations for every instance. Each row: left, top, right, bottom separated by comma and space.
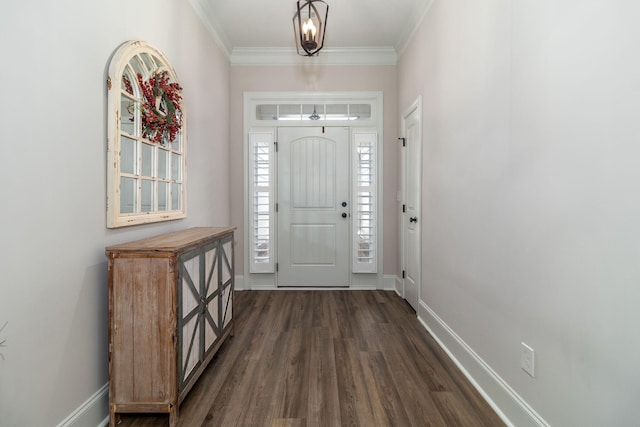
115, 290, 505, 427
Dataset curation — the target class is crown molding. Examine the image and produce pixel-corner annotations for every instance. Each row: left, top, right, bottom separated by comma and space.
395, 0, 435, 57
189, 0, 232, 59
189, 0, 433, 66
230, 47, 398, 66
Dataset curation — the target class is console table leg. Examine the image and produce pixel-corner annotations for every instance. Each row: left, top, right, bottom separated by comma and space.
168, 404, 178, 427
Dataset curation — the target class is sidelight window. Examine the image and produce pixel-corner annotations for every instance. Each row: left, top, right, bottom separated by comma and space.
352, 132, 377, 273
249, 131, 275, 273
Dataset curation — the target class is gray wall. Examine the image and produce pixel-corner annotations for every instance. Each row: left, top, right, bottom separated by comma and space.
0, 1, 231, 426
398, 1, 640, 425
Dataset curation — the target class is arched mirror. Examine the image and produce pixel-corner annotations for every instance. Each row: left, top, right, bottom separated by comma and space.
106, 41, 187, 228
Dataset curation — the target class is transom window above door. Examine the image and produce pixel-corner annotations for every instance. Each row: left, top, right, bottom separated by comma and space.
255, 103, 372, 121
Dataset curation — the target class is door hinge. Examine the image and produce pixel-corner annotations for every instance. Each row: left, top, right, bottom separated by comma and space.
402, 204, 406, 213
275, 202, 279, 212
399, 137, 406, 147
274, 141, 279, 152
276, 262, 279, 272
402, 270, 406, 279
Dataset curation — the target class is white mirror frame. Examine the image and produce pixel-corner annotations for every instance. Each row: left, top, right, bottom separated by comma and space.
106, 40, 187, 228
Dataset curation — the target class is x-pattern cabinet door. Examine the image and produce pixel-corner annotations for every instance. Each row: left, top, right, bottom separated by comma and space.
202, 244, 220, 356
178, 242, 220, 390
220, 235, 234, 332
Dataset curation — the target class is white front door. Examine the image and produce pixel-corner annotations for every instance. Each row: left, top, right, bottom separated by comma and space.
277, 127, 350, 287
402, 99, 422, 311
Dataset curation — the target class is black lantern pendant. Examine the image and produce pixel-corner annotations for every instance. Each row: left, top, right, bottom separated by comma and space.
293, 0, 329, 56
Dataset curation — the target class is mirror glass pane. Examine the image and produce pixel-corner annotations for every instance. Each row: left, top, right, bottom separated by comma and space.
171, 153, 181, 180
121, 67, 136, 96
170, 133, 181, 152
120, 177, 137, 213
141, 143, 154, 177
120, 137, 136, 174
141, 179, 154, 212
139, 53, 158, 73
158, 149, 168, 179
171, 183, 181, 210
158, 182, 168, 211
120, 96, 136, 135
130, 56, 147, 79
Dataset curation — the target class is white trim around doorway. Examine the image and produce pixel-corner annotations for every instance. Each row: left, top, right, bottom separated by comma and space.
242, 92, 384, 290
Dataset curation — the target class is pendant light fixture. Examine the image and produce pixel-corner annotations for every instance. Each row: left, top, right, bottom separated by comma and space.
309, 106, 321, 120
293, 0, 329, 56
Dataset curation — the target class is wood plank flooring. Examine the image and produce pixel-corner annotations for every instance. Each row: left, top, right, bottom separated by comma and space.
115, 290, 505, 427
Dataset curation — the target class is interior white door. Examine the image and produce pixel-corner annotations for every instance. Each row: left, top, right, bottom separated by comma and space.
402, 99, 422, 311
277, 127, 350, 287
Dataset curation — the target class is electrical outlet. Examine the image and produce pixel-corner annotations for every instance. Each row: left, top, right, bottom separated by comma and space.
521, 342, 535, 377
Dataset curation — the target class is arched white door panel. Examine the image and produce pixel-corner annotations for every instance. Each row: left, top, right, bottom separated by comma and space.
277, 127, 350, 287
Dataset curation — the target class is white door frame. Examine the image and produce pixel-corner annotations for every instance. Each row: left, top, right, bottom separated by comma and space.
242, 92, 384, 290
400, 96, 422, 310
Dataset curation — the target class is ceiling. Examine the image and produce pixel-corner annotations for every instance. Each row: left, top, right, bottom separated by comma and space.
190, 0, 433, 65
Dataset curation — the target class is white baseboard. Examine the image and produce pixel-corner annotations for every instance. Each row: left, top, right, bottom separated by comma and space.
383, 274, 397, 291
394, 275, 403, 297
349, 284, 377, 290
57, 383, 109, 427
417, 300, 549, 427
239, 274, 397, 290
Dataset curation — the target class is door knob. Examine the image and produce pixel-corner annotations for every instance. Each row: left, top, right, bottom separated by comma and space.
341, 201, 347, 207
409, 216, 418, 223
342, 213, 348, 218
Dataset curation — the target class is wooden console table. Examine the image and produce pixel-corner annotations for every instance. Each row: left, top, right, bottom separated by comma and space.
105, 227, 235, 427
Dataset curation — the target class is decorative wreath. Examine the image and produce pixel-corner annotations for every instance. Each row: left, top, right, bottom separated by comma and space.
124, 70, 183, 144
